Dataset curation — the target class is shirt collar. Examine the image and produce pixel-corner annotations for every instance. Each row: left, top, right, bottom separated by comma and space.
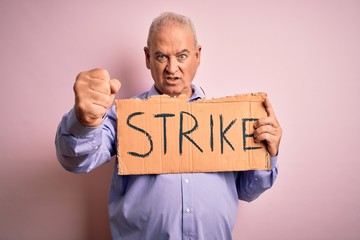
146, 84, 205, 102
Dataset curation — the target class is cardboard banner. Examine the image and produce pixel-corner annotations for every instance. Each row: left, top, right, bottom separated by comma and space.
115, 92, 270, 175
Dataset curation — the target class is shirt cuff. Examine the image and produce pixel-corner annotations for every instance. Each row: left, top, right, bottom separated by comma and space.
66, 108, 102, 137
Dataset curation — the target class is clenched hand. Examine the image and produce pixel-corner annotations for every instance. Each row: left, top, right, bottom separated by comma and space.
73, 68, 121, 127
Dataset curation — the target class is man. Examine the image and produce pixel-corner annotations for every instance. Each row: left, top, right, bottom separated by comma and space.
55, 12, 282, 239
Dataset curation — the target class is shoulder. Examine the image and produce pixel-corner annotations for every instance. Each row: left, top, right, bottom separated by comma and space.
131, 85, 160, 99
132, 91, 149, 99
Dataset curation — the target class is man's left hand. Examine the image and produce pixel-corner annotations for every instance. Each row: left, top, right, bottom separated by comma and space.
253, 98, 282, 157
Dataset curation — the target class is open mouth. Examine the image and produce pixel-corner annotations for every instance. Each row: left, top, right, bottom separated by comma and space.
166, 77, 179, 80
165, 77, 180, 84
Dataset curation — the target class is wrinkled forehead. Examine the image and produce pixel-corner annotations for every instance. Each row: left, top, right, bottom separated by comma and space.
148, 23, 196, 51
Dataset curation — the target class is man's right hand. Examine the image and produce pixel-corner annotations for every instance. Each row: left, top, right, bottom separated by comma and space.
73, 68, 121, 127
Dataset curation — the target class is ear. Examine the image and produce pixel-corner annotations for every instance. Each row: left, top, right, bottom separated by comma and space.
144, 47, 151, 69
195, 45, 202, 66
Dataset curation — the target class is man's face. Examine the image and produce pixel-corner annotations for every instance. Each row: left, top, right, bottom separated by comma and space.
144, 23, 201, 98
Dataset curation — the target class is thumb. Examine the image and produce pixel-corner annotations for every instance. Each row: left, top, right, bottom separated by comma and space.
264, 97, 275, 117
110, 79, 121, 94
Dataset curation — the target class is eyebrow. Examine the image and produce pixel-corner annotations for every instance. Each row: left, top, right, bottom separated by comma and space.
154, 49, 191, 56
178, 49, 190, 54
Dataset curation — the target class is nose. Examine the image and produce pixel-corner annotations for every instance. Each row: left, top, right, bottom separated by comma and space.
165, 57, 179, 74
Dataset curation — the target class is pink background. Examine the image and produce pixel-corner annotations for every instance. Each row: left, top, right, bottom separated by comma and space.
1, 0, 359, 239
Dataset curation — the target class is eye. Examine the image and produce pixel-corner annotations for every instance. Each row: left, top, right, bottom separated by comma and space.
156, 54, 167, 61
178, 54, 187, 60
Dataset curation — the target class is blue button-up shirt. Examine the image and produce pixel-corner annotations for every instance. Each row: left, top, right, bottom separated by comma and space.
55, 85, 278, 240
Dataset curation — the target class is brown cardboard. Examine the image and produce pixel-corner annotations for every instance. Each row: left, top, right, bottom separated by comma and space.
115, 92, 270, 175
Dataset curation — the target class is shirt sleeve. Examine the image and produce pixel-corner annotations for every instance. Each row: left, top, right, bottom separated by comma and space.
236, 156, 278, 202
54, 106, 117, 173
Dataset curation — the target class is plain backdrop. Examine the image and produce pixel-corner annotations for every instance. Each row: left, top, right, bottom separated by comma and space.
1, 0, 359, 239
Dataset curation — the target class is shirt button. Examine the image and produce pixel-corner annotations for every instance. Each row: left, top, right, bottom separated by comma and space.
184, 178, 190, 183
185, 208, 191, 213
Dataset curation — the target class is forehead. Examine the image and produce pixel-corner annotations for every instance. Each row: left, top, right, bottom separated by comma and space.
148, 23, 195, 52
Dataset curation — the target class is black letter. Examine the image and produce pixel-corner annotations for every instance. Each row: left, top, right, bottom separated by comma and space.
179, 111, 203, 154
154, 113, 175, 154
220, 115, 237, 154
127, 112, 153, 158
242, 118, 262, 151
210, 114, 214, 152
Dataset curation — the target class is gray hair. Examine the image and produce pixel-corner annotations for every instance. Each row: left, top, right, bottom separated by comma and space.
147, 12, 198, 48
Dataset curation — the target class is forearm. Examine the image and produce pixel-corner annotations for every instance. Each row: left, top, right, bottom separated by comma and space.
236, 156, 278, 202
55, 107, 117, 173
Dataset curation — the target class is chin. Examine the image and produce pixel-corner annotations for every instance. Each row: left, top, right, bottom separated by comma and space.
162, 87, 182, 96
